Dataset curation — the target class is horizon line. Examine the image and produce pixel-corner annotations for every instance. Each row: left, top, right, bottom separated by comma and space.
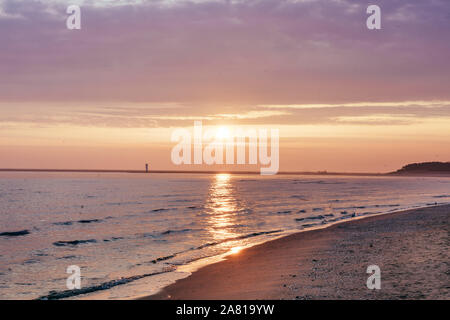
1, 168, 449, 177
0, 167, 386, 176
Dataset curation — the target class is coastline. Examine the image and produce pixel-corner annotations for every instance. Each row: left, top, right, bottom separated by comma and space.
144, 204, 450, 300
1, 168, 449, 178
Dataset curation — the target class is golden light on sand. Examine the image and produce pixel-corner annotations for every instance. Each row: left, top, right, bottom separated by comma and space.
229, 246, 242, 254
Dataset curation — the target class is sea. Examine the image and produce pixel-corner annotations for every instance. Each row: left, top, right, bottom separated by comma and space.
0, 172, 449, 299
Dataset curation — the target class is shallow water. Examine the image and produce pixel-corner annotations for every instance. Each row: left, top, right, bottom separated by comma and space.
0, 172, 449, 299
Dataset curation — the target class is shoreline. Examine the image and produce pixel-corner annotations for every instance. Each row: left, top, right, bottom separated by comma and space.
62, 204, 447, 300
144, 204, 450, 300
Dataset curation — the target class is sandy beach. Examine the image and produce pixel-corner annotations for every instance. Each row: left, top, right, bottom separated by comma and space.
147, 204, 450, 300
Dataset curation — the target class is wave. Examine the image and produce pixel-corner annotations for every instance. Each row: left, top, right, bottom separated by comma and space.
290, 195, 308, 201
186, 205, 202, 209
273, 210, 292, 215
325, 213, 357, 223
57, 255, 78, 260
301, 223, 321, 228
150, 208, 173, 212
295, 214, 333, 222
37, 228, 284, 299
0, 230, 30, 237
53, 219, 102, 226
161, 228, 193, 235
335, 205, 366, 210
148, 229, 284, 264
78, 219, 102, 224
149, 254, 176, 264
36, 268, 175, 300
335, 204, 400, 210
189, 230, 283, 252
53, 239, 97, 247
373, 204, 400, 208
53, 221, 73, 226
102, 237, 124, 242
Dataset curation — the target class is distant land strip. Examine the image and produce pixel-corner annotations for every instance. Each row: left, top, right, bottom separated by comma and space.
1, 162, 449, 176
0, 168, 384, 176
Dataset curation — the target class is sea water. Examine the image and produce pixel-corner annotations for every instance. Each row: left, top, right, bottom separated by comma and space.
0, 172, 448, 299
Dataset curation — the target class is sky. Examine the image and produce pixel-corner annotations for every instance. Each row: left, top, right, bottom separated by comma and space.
0, 0, 449, 172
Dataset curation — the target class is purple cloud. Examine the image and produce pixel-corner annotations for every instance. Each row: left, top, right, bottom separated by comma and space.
0, 0, 449, 106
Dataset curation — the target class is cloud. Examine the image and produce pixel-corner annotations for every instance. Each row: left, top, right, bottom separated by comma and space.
0, 100, 448, 129
260, 101, 450, 109
0, 0, 449, 105
331, 114, 419, 125
214, 110, 288, 119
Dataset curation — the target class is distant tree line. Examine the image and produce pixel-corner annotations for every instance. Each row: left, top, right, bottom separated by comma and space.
393, 162, 450, 174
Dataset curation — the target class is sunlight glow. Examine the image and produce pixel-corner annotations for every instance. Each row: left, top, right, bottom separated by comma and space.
229, 246, 242, 254
215, 126, 231, 140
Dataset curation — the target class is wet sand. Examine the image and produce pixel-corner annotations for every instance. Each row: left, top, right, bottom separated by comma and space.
147, 205, 449, 300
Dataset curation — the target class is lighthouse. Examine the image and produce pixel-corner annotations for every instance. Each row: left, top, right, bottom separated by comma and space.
145, 163, 149, 173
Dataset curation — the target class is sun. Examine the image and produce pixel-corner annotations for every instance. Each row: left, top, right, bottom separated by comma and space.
216, 126, 231, 140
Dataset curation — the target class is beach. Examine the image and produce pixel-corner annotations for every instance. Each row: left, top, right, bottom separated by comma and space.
147, 204, 450, 300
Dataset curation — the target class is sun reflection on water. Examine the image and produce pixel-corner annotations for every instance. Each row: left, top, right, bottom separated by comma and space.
205, 173, 240, 242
